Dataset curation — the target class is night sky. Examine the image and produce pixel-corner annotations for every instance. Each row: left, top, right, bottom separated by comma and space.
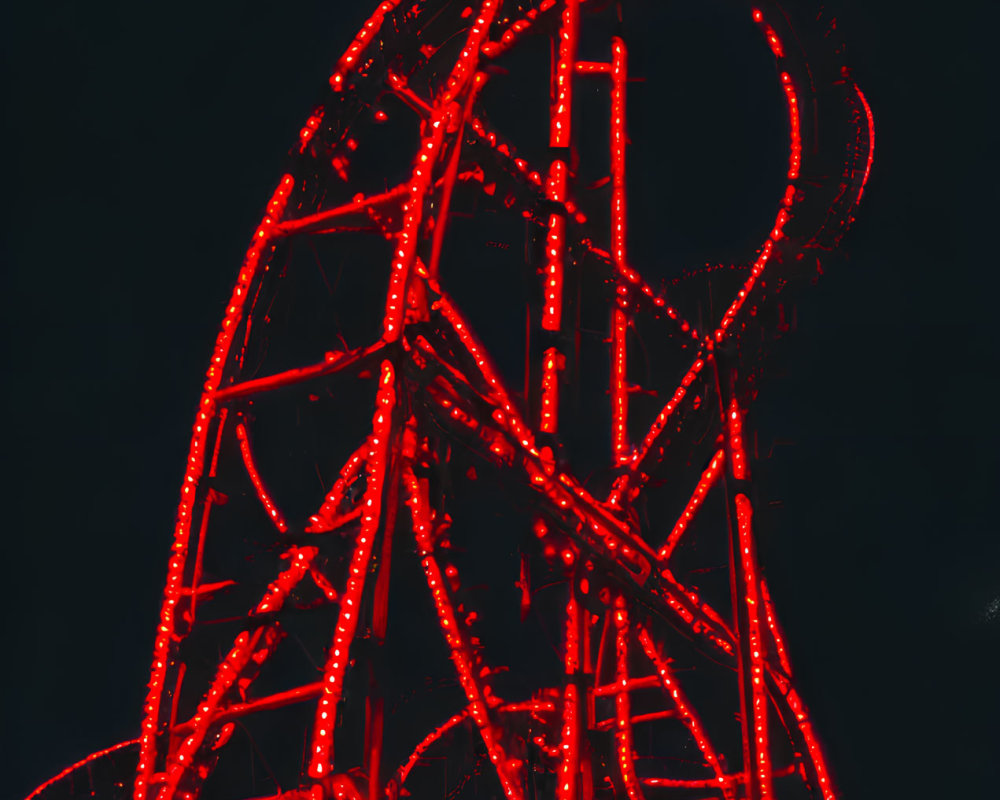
4, 2, 999, 798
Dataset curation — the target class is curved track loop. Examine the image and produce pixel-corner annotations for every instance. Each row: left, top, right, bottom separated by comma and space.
29, 2, 872, 800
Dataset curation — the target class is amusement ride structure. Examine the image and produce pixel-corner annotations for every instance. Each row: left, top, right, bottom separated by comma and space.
28, 2, 874, 799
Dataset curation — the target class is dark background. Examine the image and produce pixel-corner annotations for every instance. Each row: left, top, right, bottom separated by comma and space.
3, 1, 998, 798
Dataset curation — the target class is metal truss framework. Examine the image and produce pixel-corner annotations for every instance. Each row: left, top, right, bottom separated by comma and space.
29, 2, 873, 800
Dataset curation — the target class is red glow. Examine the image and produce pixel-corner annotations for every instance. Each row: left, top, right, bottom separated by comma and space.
658, 449, 725, 560
543, 160, 567, 332
735, 494, 772, 798
610, 38, 630, 465
307, 441, 368, 533
45, 4, 872, 799
135, 172, 295, 800
781, 72, 802, 180
612, 596, 645, 800
855, 86, 876, 203
557, 595, 581, 800
550, 0, 578, 147
760, 579, 793, 677
27, 739, 139, 800
254, 546, 318, 614
309, 361, 396, 778
329, 1, 404, 91
540, 346, 564, 433
480, 0, 557, 59
235, 422, 288, 533
638, 627, 735, 800
575, 60, 610, 74
728, 399, 747, 479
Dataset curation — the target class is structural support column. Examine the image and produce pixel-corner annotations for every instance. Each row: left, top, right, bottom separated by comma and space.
610, 37, 629, 464
714, 355, 772, 800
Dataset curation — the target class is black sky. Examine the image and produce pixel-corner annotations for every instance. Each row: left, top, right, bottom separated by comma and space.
4, 1, 999, 798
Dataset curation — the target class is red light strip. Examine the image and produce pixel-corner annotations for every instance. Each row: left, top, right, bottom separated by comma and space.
637, 627, 735, 800
854, 85, 876, 203
308, 361, 396, 778
540, 347, 563, 433
422, 553, 524, 800
172, 682, 325, 733
214, 341, 388, 402
26, 739, 139, 800
330, 775, 364, 800
329, 1, 404, 92
759, 579, 792, 677
277, 186, 409, 237
441, 3, 498, 105
411, 536, 521, 800
641, 766, 797, 790
308, 564, 340, 603
592, 674, 659, 698
481, 0, 557, 59
610, 38, 629, 464
759, 25, 785, 59
383, 2, 498, 342
401, 467, 433, 552
593, 708, 675, 732
606, 356, 705, 506
236, 422, 289, 533
574, 60, 610, 74
433, 292, 538, 453
557, 594, 581, 800
734, 494, 772, 799
392, 709, 469, 789
384, 117, 447, 342
390, 700, 559, 795
404, 471, 524, 800
163, 625, 284, 797
298, 0, 404, 157
658, 566, 735, 656
550, 0, 578, 147
612, 596, 645, 800
751, 10, 799, 181
611, 309, 629, 464
307, 441, 368, 533
164, 549, 319, 794
780, 72, 801, 180
254, 546, 318, 614
610, 37, 628, 273
658, 449, 725, 560
543, 160, 567, 331
135, 172, 295, 800
469, 115, 544, 187
777, 682, 836, 800
429, 72, 488, 281
758, 585, 836, 800
728, 399, 747, 479
402, 467, 521, 800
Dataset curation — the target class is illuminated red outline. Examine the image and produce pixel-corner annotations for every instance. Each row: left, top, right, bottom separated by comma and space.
610, 38, 630, 464
550, 0, 578, 147
308, 361, 396, 778
658, 448, 725, 560
637, 627, 735, 800
735, 493, 773, 798
236, 422, 289, 533
32, 4, 874, 800
612, 597, 644, 800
